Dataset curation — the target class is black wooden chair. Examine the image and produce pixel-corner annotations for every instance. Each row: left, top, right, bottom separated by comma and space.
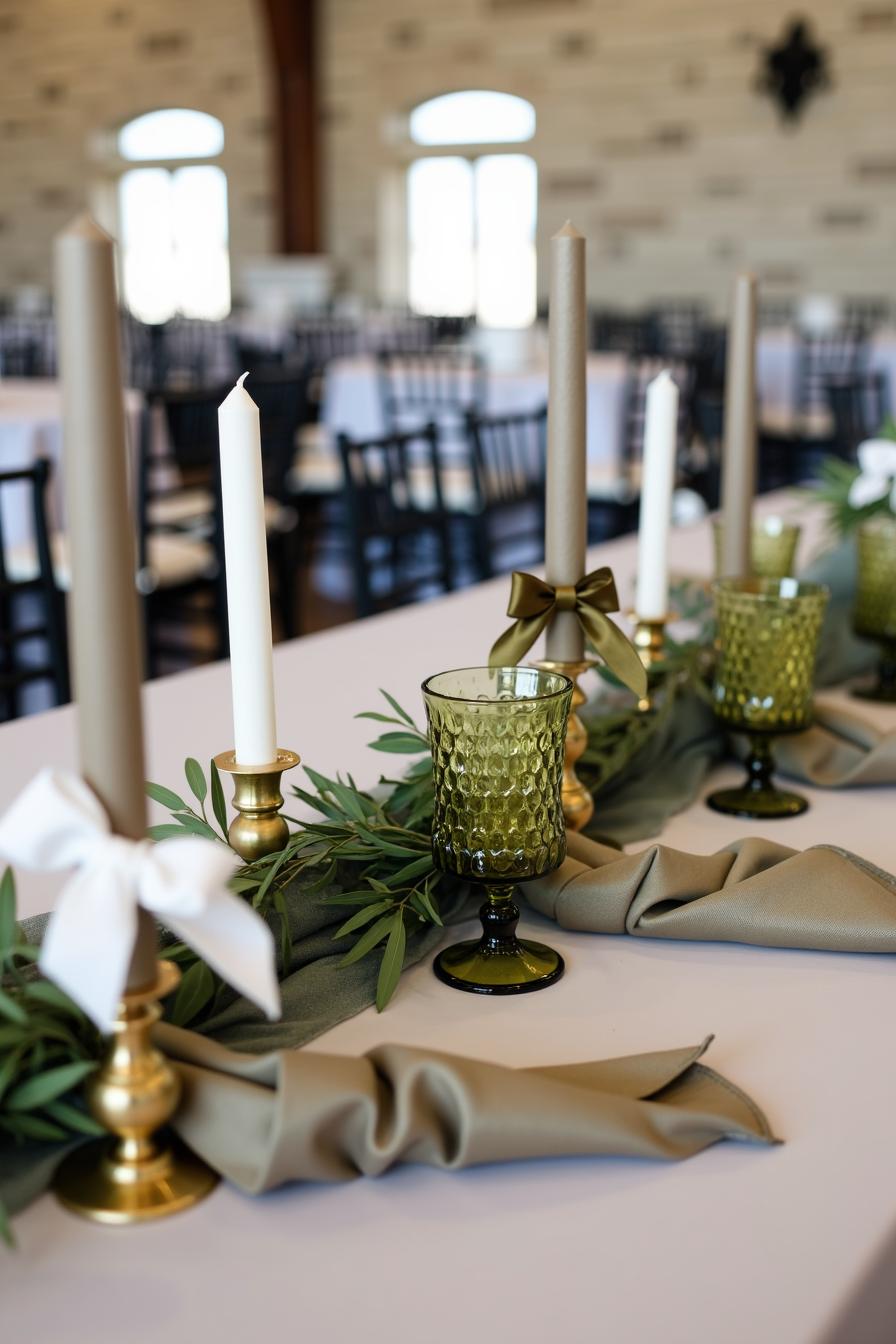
648, 302, 706, 359
462, 406, 546, 578
826, 372, 890, 460
0, 338, 40, 378
797, 329, 867, 422
338, 424, 453, 618
590, 309, 656, 356
0, 459, 69, 721
377, 348, 485, 441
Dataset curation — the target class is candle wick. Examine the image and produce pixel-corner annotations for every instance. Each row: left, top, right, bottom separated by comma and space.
237, 371, 250, 389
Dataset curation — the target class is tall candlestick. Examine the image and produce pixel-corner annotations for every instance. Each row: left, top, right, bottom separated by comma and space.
544, 221, 587, 662
54, 216, 156, 991
218, 375, 277, 765
720, 272, 758, 577
635, 370, 679, 620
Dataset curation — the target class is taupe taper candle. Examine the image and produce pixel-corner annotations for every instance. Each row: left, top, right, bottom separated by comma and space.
719, 272, 758, 578
544, 221, 587, 662
54, 216, 156, 990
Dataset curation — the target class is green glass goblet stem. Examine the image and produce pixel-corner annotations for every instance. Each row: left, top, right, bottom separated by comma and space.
852, 516, 896, 703
707, 732, 808, 820
706, 578, 829, 820
422, 665, 573, 995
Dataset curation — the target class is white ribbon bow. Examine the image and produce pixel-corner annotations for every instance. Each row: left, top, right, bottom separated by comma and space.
0, 768, 281, 1032
847, 439, 896, 511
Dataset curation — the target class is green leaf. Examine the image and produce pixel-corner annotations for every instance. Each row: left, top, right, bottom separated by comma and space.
169, 960, 215, 1027
355, 711, 405, 725
6, 1060, 97, 1112
375, 914, 407, 1012
271, 886, 293, 971
338, 914, 395, 967
210, 758, 228, 837
184, 757, 208, 806
0, 988, 27, 1026
0, 1112, 69, 1142
413, 887, 443, 926
0, 1046, 24, 1105
171, 814, 219, 841
42, 1099, 105, 1136
303, 860, 337, 895
0, 867, 15, 959
147, 823, 198, 842
145, 781, 189, 813
384, 855, 434, 888
369, 732, 429, 755
379, 689, 416, 727
21, 981, 84, 1016
333, 900, 392, 939
0, 1200, 13, 1250
319, 889, 395, 907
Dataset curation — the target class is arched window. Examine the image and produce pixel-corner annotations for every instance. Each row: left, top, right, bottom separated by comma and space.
406, 92, 537, 328
116, 109, 230, 323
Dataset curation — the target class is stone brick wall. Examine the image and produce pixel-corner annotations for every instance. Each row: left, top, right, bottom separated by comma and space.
0, 0, 273, 294
320, 0, 896, 314
2, 0, 894, 315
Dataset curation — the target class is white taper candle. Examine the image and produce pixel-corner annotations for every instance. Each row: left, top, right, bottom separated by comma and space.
218, 374, 278, 765
635, 370, 679, 620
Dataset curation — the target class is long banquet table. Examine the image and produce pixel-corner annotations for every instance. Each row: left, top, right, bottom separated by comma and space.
3, 492, 896, 1344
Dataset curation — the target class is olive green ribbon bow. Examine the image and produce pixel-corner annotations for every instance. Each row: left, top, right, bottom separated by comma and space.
489, 567, 648, 698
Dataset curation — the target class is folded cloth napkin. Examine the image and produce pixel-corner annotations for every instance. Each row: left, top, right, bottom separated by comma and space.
776, 703, 896, 789
527, 830, 896, 953
155, 1025, 774, 1193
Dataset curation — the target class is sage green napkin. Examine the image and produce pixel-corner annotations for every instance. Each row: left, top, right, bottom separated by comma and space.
776, 704, 896, 788
528, 830, 896, 953
156, 1026, 774, 1193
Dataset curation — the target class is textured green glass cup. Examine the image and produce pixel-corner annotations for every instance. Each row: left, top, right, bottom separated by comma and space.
422, 666, 573, 994
707, 578, 829, 819
852, 516, 896, 703
712, 518, 801, 579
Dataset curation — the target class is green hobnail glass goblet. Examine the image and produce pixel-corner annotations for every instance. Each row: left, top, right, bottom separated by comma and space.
852, 516, 896, 703
422, 666, 573, 995
712, 517, 801, 579
706, 578, 829, 819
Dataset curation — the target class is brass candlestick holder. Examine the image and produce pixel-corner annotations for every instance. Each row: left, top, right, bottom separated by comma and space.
534, 659, 595, 832
54, 960, 218, 1224
630, 614, 670, 712
214, 748, 301, 862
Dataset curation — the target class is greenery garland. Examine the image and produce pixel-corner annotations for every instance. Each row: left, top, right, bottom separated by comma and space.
0, 580, 717, 1241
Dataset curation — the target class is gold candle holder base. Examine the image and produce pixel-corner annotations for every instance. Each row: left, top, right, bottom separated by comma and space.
214, 748, 301, 862
534, 659, 595, 832
54, 960, 218, 1225
630, 614, 670, 712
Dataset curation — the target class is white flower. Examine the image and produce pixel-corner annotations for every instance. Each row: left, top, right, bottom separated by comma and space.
847, 439, 896, 511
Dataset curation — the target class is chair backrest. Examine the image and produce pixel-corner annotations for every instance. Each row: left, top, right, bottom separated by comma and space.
466, 406, 546, 511
648, 302, 706, 359
232, 336, 289, 380
0, 459, 69, 720
826, 372, 890, 459
294, 317, 361, 368
377, 348, 485, 435
798, 329, 866, 418
246, 370, 313, 502
0, 337, 40, 378
337, 424, 451, 616
624, 357, 695, 465
590, 310, 656, 356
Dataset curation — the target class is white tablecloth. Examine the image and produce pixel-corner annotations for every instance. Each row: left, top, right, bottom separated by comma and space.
3, 493, 896, 1343
321, 353, 631, 474
0, 379, 143, 547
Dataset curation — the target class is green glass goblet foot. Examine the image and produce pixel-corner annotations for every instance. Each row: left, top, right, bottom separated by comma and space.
706, 735, 808, 820
852, 643, 896, 703
433, 885, 565, 995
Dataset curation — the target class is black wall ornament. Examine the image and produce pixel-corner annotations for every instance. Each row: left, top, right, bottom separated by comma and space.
757, 18, 831, 121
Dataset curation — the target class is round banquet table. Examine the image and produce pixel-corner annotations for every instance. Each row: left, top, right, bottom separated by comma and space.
2, 491, 895, 1344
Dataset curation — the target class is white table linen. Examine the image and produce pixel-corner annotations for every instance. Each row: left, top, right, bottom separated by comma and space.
2, 493, 895, 1344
